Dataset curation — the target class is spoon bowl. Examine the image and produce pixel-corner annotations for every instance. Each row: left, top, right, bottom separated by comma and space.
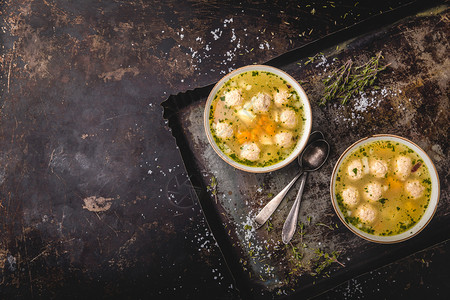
300, 139, 329, 171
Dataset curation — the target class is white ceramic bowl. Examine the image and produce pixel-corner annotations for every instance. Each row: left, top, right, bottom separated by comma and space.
330, 134, 440, 243
204, 65, 312, 173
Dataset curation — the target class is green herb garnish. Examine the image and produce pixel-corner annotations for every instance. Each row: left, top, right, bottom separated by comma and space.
320, 51, 389, 105
316, 222, 335, 230
312, 249, 345, 276
207, 176, 218, 203
266, 219, 274, 232
379, 198, 388, 205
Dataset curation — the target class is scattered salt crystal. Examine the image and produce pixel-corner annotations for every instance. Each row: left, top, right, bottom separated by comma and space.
223, 18, 233, 27
315, 55, 327, 68
230, 28, 236, 42
211, 28, 222, 40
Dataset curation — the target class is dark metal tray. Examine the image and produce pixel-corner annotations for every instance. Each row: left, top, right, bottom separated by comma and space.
163, 4, 449, 299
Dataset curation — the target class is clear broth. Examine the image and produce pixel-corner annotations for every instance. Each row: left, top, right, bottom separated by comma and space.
335, 140, 431, 236
209, 70, 306, 167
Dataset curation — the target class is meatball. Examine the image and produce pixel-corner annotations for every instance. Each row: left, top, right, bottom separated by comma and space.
405, 180, 425, 199
342, 186, 359, 207
347, 159, 364, 180
370, 159, 388, 178
240, 142, 261, 161
395, 155, 412, 181
224, 89, 243, 107
215, 122, 233, 139
274, 89, 290, 107
274, 131, 294, 148
356, 204, 377, 224
280, 109, 297, 129
251, 92, 272, 113
363, 181, 383, 201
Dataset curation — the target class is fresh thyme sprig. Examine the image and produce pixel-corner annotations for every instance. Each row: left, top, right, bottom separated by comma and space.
289, 242, 304, 271
266, 219, 274, 232
207, 175, 218, 203
290, 242, 303, 261
301, 52, 324, 65
262, 215, 345, 278
320, 51, 389, 105
298, 222, 305, 244
316, 222, 335, 230
312, 249, 345, 276
321, 59, 353, 105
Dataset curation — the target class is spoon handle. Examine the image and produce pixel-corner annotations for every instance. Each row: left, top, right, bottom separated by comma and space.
253, 171, 303, 229
282, 172, 308, 244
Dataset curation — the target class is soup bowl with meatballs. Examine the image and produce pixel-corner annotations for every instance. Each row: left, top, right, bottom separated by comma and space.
204, 65, 312, 173
330, 134, 440, 243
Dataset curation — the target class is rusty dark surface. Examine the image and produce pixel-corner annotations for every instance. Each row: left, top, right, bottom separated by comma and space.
0, 0, 448, 299
165, 5, 449, 298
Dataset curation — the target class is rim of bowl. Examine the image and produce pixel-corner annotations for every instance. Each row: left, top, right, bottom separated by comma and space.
203, 65, 312, 173
330, 134, 440, 244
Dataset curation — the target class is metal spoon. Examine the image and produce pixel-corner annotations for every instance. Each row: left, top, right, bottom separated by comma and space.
281, 139, 330, 244
253, 131, 324, 229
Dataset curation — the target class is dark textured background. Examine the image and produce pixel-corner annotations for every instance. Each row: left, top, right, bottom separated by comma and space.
0, 0, 448, 299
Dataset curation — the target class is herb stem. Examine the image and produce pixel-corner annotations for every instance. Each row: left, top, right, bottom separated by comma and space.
316, 222, 334, 230
207, 176, 218, 203
320, 51, 389, 105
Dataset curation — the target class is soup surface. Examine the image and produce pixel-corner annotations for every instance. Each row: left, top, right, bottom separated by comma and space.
335, 140, 431, 236
208, 70, 306, 167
